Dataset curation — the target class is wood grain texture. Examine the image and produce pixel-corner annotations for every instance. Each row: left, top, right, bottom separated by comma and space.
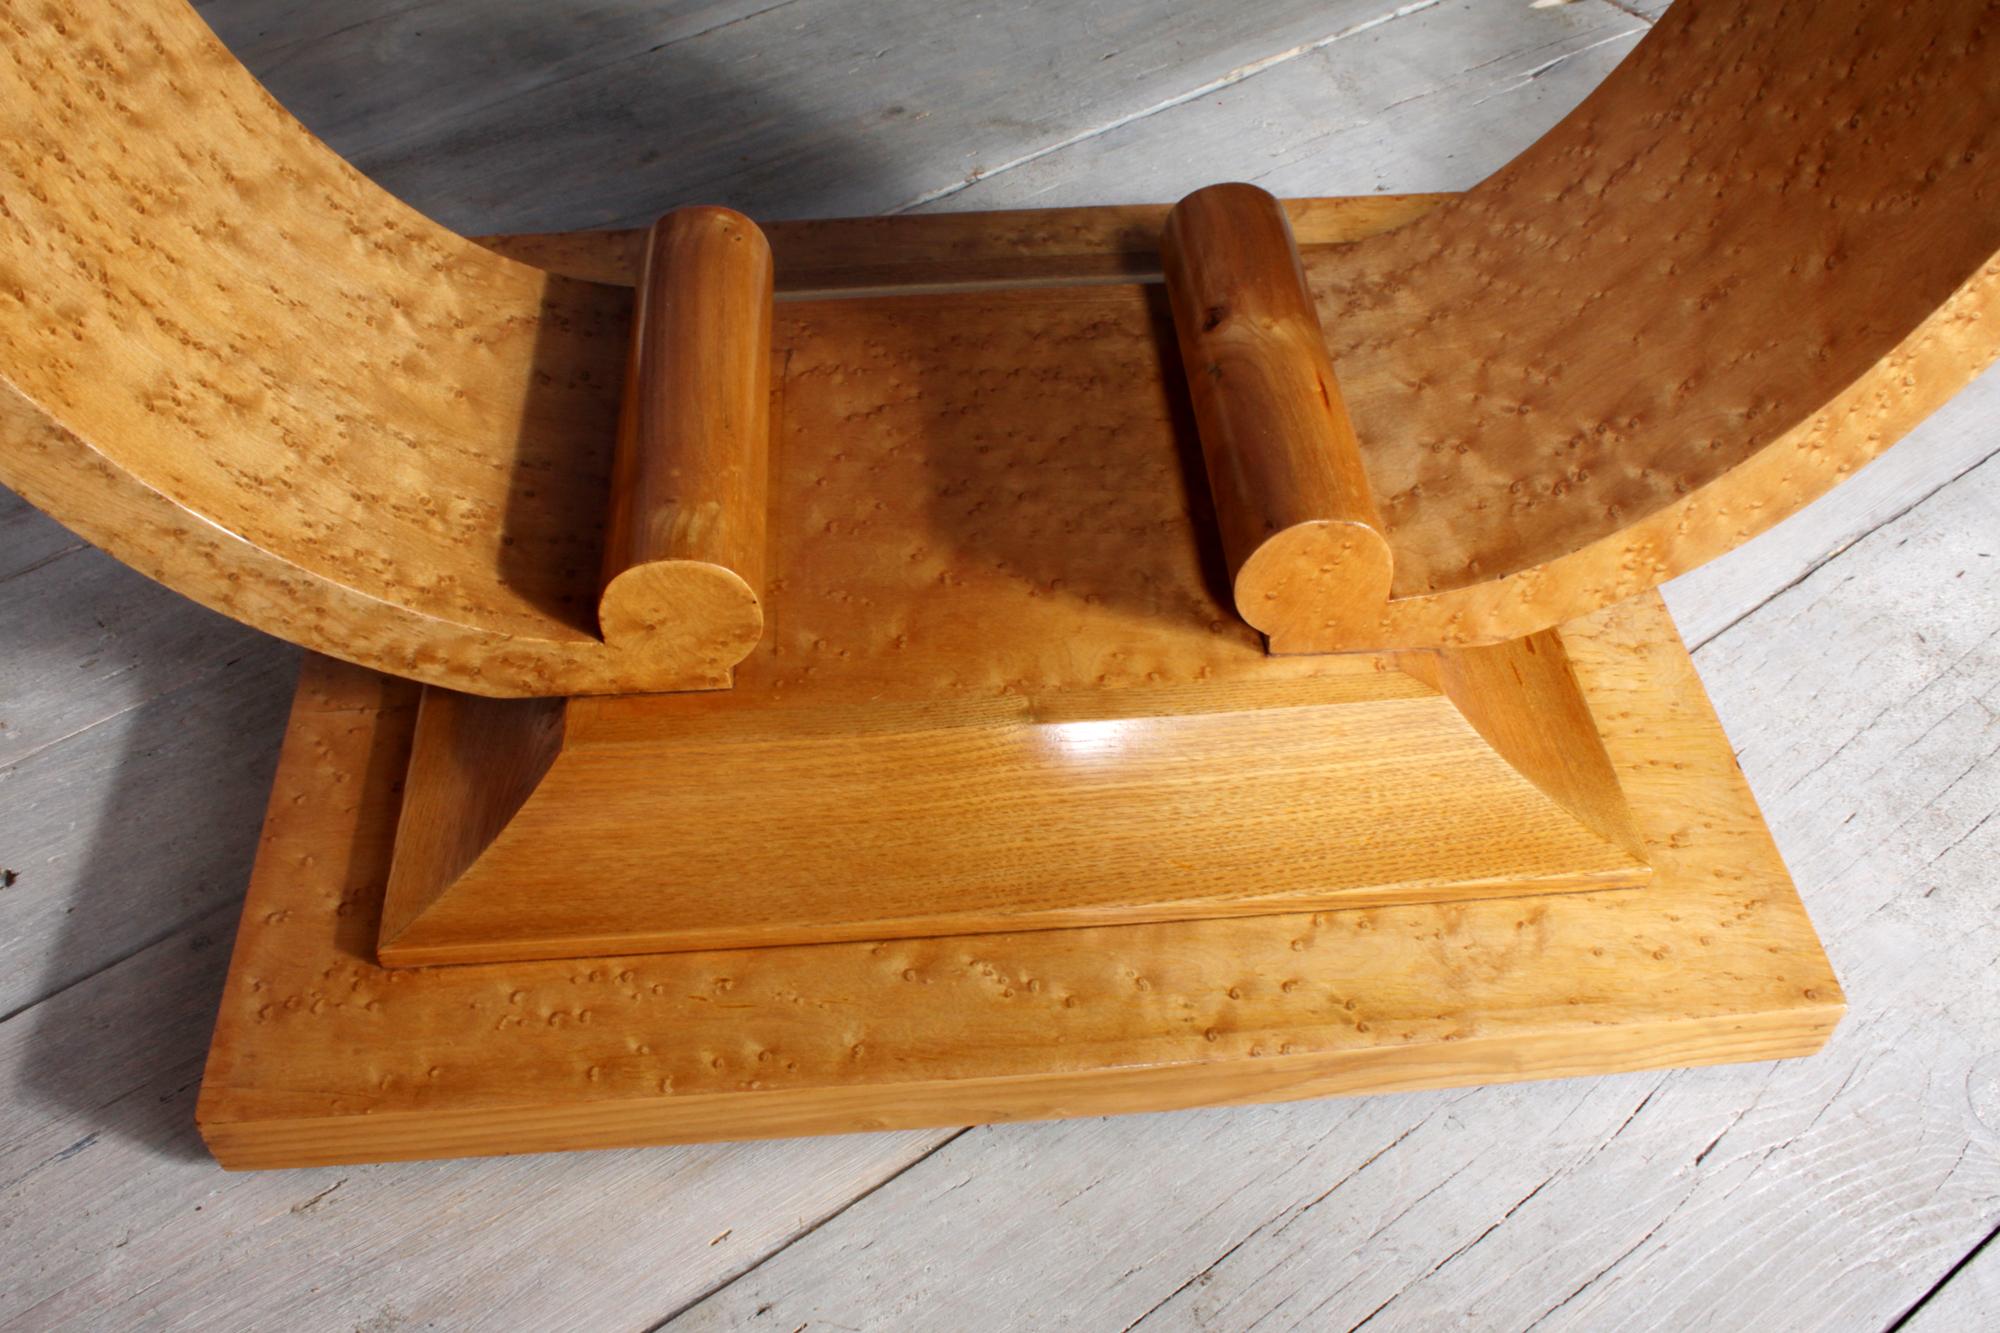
1413, 626, 1644, 860
925, 3, 1650, 214
375, 654, 1649, 966
597, 206, 772, 675
491, 0, 2000, 663
20, 401, 1989, 1324
8, 0, 1998, 1323
0, 0, 646, 698
1299, 0, 2000, 647
0, 520, 268, 766
1905, 1231, 2000, 1333
479, 195, 1453, 291
378, 267, 1644, 965
212, 0, 1420, 234
1162, 182, 1392, 651
0, 631, 296, 1018
666, 407, 2000, 1333
0, 0, 1638, 1007
382, 262, 1648, 964
0, 901, 956, 1329
197, 592, 1838, 1168
0, 0, 1667, 1038
1663, 363, 2000, 649
377, 687, 566, 951
6, 0, 1997, 697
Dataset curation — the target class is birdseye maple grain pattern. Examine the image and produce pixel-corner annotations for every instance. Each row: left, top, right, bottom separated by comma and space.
1303, 0, 2000, 647
196, 593, 1842, 1169
4, 0, 1996, 695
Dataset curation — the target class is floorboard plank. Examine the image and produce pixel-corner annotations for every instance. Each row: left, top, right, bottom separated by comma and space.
209, 0, 1567, 234
0, 645, 295, 1019
0, 513, 275, 766
1664, 366, 2000, 651
913, 0, 1648, 211
1904, 1225, 2000, 1332
193, 0, 798, 162
0, 490, 81, 585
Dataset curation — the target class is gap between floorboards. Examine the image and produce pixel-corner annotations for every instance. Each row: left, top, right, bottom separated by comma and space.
1884, 1219, 2000, 1332
644, 1127, 973, 1330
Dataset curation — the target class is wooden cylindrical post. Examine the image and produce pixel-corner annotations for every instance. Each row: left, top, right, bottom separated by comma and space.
1161, 182, 1392, 654
598, 206, 773, 678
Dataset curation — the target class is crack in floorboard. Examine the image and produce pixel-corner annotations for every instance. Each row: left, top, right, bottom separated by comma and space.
887, 0, 1444, 214
345, 0, 810, 164
1884, 1219, 2000, 1332
645, 1126, 972, 1330
1687, 444, 2000, 655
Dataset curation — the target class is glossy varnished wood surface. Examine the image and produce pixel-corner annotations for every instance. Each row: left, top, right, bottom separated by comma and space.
3, 0, 1997, 695
377, 269, 1648, 964
377, 688, 565, 951
1307, 0, 2000, 645
0, 0, 639, 696
1405, 626, 1644, 861
197, 593, 1840, 1168
492, 0, 2000, 655
11, 0, 1996, 1322
1161, 182, 1391, 652
597, 206, 772, 678
0, 0, 1444, 699
481, 195, 1455, 293
375, 662, 1650, 966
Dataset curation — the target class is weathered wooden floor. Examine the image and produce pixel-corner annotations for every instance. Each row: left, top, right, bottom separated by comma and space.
3, 1, 1997, 1328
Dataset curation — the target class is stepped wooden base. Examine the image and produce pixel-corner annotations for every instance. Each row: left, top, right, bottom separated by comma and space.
379, 625, 1653, 967
197, 593, 1841, 1169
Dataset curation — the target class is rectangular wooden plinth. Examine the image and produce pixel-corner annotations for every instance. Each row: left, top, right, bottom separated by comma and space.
197, 594, 1841, 1169
379, 643, 1651, 966
378, 274, 1651, 967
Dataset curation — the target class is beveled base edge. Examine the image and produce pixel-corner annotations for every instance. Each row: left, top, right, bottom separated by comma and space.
378, 625, 1651, 968
196, 593, 1842, 1169
204, 1007, 1835, 1171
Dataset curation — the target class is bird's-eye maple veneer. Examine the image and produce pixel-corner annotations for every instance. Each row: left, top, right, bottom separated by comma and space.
5, 0, 1993, 1165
